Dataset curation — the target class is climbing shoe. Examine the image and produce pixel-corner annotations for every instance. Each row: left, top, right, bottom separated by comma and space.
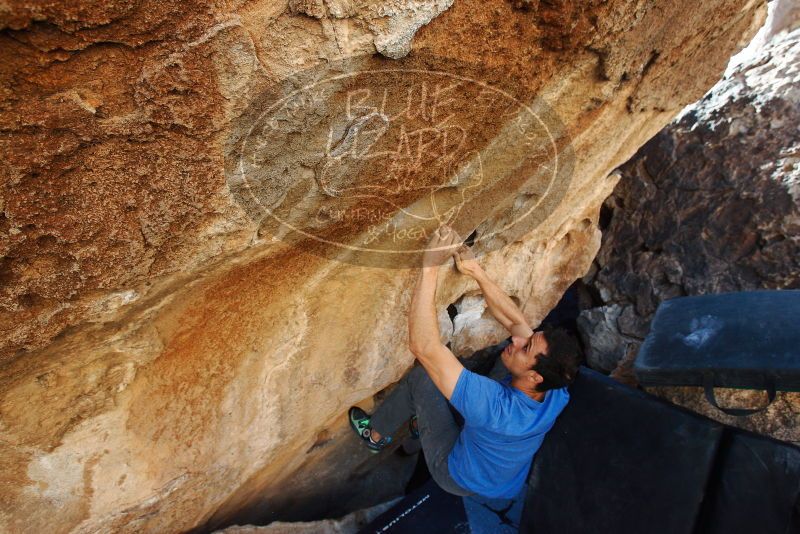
409, 415, 419, 439
349, 406, 392, 453
399, 415, 422, 455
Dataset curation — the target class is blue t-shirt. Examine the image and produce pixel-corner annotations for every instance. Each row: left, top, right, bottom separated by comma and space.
447, 368, 570, 498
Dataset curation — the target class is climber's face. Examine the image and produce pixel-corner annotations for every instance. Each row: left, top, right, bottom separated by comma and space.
502, 330, 548, 381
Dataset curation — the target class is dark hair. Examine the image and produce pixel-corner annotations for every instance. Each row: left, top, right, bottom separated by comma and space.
531, 326, 582, 392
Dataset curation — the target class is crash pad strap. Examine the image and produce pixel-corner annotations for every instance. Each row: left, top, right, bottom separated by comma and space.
703, 374, 776, 416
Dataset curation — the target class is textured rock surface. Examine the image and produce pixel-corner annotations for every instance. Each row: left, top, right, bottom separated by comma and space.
576, 304, 626, 373
0, 0, 767, 532
727, 0, 800, 73
580, 7, 800, 440
214, 497, 398, 534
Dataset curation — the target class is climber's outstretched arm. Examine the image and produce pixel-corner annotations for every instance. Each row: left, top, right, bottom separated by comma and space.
454, 245, 534, 338
473, 268, 534, 338
408, 228, 464, 400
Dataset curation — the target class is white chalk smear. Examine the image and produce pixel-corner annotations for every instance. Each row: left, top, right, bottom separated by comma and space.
681, 315, 723, 348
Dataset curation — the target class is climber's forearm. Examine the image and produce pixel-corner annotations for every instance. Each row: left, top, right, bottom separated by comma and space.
408, 266, 442, 354
408, 265, 464, 400
471, 267, 532, 335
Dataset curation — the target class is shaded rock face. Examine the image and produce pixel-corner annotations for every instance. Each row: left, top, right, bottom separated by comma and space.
0, 0, 767, 532
579, 17, 800, 441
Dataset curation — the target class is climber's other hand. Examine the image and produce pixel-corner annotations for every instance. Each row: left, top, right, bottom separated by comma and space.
454, 244, 481, 278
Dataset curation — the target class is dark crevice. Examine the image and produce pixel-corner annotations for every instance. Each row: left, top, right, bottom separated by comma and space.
641, 50, 660, 77
446, 302, 458, 322
599, 203, 614, 231
585, 46, 611, 81
465, 230, 477, 247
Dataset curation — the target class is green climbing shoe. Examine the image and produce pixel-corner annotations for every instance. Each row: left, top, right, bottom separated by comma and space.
349, 406, 392, 453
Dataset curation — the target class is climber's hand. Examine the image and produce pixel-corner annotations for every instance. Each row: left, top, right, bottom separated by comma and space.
454, 244, 482, 278
422, 226, 459, 268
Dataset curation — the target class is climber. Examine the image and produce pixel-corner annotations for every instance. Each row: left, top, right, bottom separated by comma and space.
349, 225, 581, 499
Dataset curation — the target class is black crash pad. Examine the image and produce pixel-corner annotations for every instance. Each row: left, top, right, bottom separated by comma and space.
635, 290, 800, 391
695, 429, 800, 534
360, 477, 526, 533
522, 367, 723, 534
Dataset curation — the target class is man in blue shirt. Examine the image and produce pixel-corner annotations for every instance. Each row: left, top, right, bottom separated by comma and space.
349, 226, 581, 498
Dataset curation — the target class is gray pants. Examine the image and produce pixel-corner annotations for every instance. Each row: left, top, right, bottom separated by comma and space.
370, 365, 474, 497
